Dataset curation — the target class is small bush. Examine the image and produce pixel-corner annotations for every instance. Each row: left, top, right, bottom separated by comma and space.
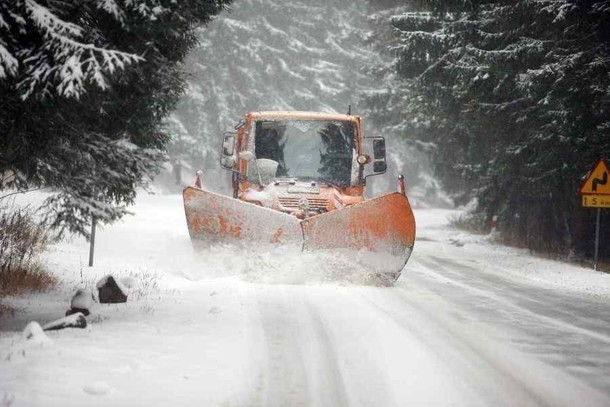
0, 205, 56, 297
0, 302, 16, 317
598, 262, 610, 273
448, 212, 487, 234
0, 266, 57, 296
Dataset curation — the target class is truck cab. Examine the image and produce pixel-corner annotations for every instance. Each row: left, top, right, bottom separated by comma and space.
220, 111, 387, 218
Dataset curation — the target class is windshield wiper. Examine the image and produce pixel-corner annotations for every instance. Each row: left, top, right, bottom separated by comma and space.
273, 178, 297, 185
306, 176, 334, 186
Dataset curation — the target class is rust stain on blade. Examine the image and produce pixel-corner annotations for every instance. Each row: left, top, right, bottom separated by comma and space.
183, 187, 302, 245
306, 192, 416, 261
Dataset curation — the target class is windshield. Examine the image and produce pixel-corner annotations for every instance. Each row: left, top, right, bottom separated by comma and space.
253, 119, 356, 186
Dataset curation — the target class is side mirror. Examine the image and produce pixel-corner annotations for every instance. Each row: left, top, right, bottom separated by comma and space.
222, 134, 235, 156
373, 161, 387, 173
220, 133, 236, 170
373, 138, 385, 160
363, 136, 388, 182
371, 137, 386, 174
221, 155, 236, 168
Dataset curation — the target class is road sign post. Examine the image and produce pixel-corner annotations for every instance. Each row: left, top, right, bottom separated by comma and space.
579, 158, 609, 270
89, 216, 97, 267
594, 208, 600, 271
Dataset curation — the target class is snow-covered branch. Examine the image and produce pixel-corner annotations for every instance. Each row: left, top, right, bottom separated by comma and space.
18, 0, 143, 99
0, 0, 146, 99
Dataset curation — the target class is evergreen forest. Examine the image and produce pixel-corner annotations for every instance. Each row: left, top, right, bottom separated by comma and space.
1, 0, 608, 262
369, 0, 610, 260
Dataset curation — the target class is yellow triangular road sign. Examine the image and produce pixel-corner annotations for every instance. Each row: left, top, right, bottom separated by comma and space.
580, 158, 610, 195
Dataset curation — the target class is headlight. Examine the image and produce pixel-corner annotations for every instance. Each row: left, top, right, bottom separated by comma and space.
357, 154, 369, 165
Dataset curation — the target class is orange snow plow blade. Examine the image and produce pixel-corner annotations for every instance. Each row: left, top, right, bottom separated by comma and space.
307, 192, 416, 276
183, 187, 302, 245
184, 187, 415, 279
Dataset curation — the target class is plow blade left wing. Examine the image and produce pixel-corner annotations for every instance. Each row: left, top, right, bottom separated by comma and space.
183, 187, 302, 246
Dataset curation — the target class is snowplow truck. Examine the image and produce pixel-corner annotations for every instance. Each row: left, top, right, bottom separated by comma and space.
183, 111, 416, 282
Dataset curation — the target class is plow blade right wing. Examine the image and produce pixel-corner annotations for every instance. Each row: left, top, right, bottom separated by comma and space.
306, 192, 416, 277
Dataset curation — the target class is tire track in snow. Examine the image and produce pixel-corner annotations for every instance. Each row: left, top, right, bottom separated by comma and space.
244, 285, 349, 407
255, 286, 309, 406
353, 286, 543, 407
354, 285, 610, 407
403, 256, 610, 398
302, 286, 484, 406
414, 256, 610, 345
425, 255, 610, 341
301, 299, 349, 407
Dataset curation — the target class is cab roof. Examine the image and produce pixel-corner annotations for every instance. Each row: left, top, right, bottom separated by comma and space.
246, 111, 360, 123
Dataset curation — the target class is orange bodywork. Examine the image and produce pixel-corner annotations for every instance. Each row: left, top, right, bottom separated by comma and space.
183, 111, 416, 279
307, 193, 415, 253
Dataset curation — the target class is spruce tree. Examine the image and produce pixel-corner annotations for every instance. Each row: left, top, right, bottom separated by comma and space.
0, 0, 230, 237
385, 0, 610, 259
169, 0, 376, 179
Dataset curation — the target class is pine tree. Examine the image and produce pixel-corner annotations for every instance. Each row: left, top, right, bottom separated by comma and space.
169, 0, 377, 181
0, 0, 230, 237
386, 0, 610, 259
361, 1, 450, 204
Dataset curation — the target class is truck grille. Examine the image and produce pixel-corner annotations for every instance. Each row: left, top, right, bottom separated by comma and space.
278, 197, 329, 211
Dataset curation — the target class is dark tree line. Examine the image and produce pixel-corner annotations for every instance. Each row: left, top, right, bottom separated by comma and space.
0, 0, 230, 237
368, 0, 610, 260
168, 0, 375, 184
2, 0, 608, 262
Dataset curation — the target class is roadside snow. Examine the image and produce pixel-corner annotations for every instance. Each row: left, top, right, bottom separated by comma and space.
22, 322, 51, 345
70, 288, 93, 310
415, 209, 610, 300
0, 193, 608, 406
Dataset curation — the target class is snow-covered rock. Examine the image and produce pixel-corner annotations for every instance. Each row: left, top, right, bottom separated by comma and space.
82, 381, 113, 396
97, 275, 128, 303
43, 313, 87, 331
68, 287, 94, 316
22, 321, 52, 345
118, 276, 140, 291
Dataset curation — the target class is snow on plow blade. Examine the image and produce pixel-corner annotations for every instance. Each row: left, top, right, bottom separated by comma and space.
183, 187, 415, 279
183, 187, 302, 245
307, 193, 416, 277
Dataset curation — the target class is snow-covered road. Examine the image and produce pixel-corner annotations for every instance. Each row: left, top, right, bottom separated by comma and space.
1, 194, 609, 406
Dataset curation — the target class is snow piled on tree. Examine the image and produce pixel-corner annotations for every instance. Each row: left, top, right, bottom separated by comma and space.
164, 0, 443, 203
1, 0, 145, 99
166, 0, 433, 198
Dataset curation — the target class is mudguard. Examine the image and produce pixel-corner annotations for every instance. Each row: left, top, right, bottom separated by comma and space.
183, 187, 302, 245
